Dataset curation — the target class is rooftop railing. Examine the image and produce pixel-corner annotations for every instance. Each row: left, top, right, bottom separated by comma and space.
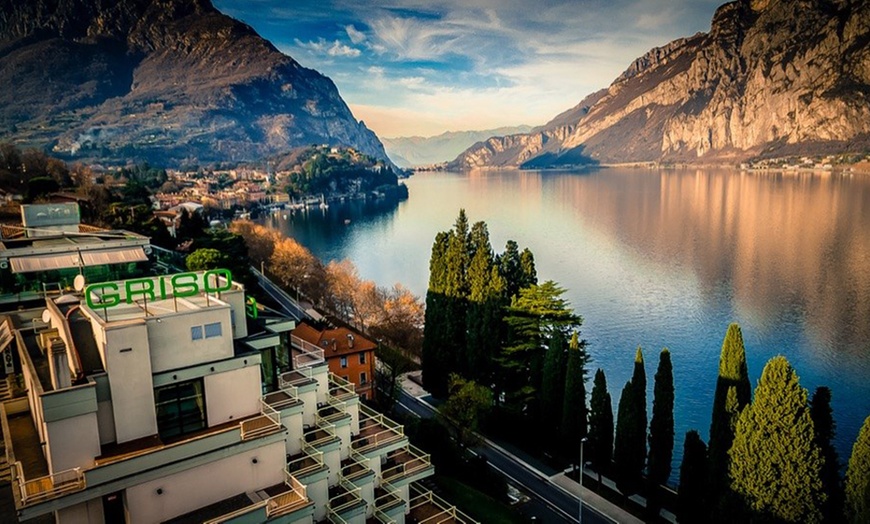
13, 462, 85, 506
279, 367, 317, 389
287, 443, 325, 477
374, 480, 404, 514
410, 484, 478, 524
267, 471, 309, 517
340, 449, 371, 483
327, 479, 363, 516
291, 334, 325, 368
328, 374, 356, 401
316, 398, 349, 425
352, 404, 405, 453
303, 422, 337, 447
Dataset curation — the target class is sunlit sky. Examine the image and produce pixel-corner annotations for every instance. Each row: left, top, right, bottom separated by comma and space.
213, 0, 723, 138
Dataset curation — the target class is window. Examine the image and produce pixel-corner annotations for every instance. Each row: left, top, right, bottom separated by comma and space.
360, 372, 367, 385
155, 379, 206, 439
204, 322, 222, 338
191, 326, 203, 341
359, 352, 366, 365
340, 356, 348, 368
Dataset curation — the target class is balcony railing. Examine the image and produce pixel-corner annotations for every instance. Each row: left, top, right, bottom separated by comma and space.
410, 485, 478, 524
327, 479, 363, 515
352, 405, 404, 453
13, 462, 86, 506
287, 443, 325, 477
291, 334, 325, 368
267, 471, 309, 517
374, 480, 404, 513
303, 422, 337, 447
340, 449, 371, 483
381, 444, 432, 483
316, 398, 349, 425
328, 374, 356, 401
240, 400, 283, 441
264, 386, 300, 411
280, 367, 317, 389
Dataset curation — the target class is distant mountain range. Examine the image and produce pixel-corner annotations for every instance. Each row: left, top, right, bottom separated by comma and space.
451, 0, 870, 169
0, 0, 389, 167
381, 126, 532, 167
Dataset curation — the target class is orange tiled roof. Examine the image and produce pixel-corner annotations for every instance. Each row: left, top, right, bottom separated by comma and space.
292, 322, 376, 356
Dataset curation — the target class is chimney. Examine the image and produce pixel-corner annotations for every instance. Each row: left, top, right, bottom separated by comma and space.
347, 333, 354, 348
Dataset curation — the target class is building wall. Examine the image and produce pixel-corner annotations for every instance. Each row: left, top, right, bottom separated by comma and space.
125, 440, 285, 524
102, 322, 158, 444
327, 350, 375, 400
55, 498, 104, 524
204, 365, 261, 427
44, 412, 100, 473
146, 307, 233, 373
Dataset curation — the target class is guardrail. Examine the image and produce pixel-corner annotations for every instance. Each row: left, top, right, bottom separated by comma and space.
340, 449, 371, 482
316, 398, 348, 425
353, 405, 405, 452
328, 374, 356, 400
303, 423, 337, 447
240, 400, 283, 441
328, 479, 363, 515
375, 480, 404, 513
280, 367, 316, 389
410, 485, 478, 524
13, 462, 85, 506
265, 386, 300, 410
381, 444, 432, 483
291, 334, 325, 367
287, 443, 325, 477
267, 471, 308, 517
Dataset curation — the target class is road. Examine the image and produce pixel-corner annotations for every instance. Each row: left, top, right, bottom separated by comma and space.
397, 390, 612, 524
251, 267, 308, 321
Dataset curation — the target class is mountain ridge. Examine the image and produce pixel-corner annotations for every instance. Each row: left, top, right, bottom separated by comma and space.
450, 0, 870, 169
0, 0, 390, 167
381, 125, 533, 167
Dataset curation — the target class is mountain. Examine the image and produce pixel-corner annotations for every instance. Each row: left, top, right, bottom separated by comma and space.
381, 126, 533, 167
0, 0, 390, 167
451, 0, 870, 169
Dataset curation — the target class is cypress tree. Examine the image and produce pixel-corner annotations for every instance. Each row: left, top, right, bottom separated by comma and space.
588, 368, 614, 485
442, 211, 470, 382
466, 221, 497, 381
845, 415, 870, 524
810, 387, 844, 523
709, 323, 751, 502
614, 348, 647, 497
541, 332, 566, 431
520, 247, 537, 289
422, 231, 451, 396
648, 348, 674, 516
499, 240, 525, 299
561, 332, 589, 454
678, 430, 708, 524
729, 356, 825, 523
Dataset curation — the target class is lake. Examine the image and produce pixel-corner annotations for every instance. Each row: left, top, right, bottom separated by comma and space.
260, 167, 870, 481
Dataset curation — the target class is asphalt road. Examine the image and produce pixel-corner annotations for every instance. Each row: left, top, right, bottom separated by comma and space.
397, 390, 611, 524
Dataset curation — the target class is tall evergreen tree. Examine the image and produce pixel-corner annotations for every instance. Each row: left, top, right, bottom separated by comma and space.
729, 356, 826, 523
499, 281, 580, 415
647, 348, 674, 516
541, 332, 567, 431
810, 387, 844, 523
845, 415, 870, 524
466, 221, 498, 381
422, 231, 451, 396
613, 348, 647, 497
519, 247, 537, 289
709, 323, 752, 502
678, 430, 708, 524
499, 240, 525, 299
588, 368, 613, 485
561, 331, 589, 455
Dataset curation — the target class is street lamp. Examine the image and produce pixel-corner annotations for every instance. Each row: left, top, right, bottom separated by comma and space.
579, 436, 588, 524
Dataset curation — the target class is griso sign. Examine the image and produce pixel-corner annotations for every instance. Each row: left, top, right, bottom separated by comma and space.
85, 269, 233, 310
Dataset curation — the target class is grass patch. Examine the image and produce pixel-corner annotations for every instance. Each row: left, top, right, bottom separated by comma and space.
433, 475, 526, 524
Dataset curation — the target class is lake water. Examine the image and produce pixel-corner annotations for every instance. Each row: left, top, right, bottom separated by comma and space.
260, 168, 870, 481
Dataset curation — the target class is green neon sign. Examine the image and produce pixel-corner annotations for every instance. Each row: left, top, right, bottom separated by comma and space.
84, 269, 233, 310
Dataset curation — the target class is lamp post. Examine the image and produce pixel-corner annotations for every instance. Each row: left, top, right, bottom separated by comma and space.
579, 436, 588, 524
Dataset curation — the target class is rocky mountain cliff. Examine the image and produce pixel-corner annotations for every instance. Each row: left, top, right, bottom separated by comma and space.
0, 0, 390, 166
451, 0, 870, 169
381, 126, 532, 167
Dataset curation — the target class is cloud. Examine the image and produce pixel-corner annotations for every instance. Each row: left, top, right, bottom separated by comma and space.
295, 38, 361, 58
345, 24, 366, 44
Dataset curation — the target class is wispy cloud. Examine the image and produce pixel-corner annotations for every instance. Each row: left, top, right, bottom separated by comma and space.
214, 0, 723, 136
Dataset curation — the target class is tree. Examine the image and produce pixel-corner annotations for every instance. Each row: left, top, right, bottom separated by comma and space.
613, 347, 646, 497
729, 356, 825, 523
541, 332, 567, 431
185, 248, 229, 271
678, 430, 708, 523
648, 348, 674, 516
845, 415, 870, 524
269, 237, 326, 304
810, 387, 844, 523
709, 323, 752, 502
561, 331, 589, 457
439, 374, 493, 449
588, 368, 614, 486
499, 281, 580, 415
422, 230, 451, 397
465, 221, 505, 383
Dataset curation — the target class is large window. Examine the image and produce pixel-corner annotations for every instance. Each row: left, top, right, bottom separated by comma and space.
340, 356, 348, 368
155, 379, 206, 440
359, 352, 366, 365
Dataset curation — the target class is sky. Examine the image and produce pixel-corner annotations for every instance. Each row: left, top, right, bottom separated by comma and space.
213, 0, 724, 138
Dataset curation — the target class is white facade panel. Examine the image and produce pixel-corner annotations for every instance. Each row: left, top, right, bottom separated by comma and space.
146, 308, 233, 373
125, 441, 285, 524
44, 412, 100, 473
204, 366, 261, 427
104, 322, 158, 443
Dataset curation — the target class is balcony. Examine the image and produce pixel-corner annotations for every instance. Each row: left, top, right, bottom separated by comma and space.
409, 484, 478, 524
263, 388, 303, 412
303, 422, 340, 448
239, 399, 283, 441
326, 479, 366, 523
12, 463, 85, 506
187, 471, 310, 524
317, 397, 351, 425
351, 404, 405, 454
291, 334, 326, 368
280, 368, 318, 389
341, 449, 372, 483
329, 374, 357, 402
287, 443, 327, 478
374, 481, 404, 514
380, 444, 433, 485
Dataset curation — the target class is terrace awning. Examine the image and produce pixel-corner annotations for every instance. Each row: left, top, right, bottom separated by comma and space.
8, 247, 148, 273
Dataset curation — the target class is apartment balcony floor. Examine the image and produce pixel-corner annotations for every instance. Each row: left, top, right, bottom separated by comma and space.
5, 412, 48, 480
